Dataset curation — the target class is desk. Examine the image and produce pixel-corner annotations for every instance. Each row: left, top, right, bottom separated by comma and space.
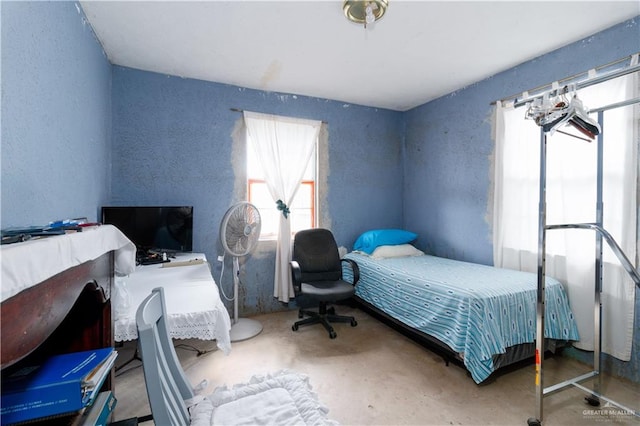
114, 253, 232, 355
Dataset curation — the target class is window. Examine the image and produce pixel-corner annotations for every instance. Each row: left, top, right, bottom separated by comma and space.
493, 65, 638, 359
246, 130, 317, 239
243, 111, 322, 302
494, 78, 637, 271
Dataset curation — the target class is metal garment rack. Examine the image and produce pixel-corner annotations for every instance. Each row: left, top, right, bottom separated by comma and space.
527, 95, 640, 425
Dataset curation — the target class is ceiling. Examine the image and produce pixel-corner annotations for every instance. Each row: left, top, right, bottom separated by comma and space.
79, 1, 639, 111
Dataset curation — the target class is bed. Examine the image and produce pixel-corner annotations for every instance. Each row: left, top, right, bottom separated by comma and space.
341, 231, 580, 384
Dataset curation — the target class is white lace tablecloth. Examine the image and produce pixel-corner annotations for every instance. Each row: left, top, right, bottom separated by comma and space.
114, 253, 232, 354
1, 225, 136, 302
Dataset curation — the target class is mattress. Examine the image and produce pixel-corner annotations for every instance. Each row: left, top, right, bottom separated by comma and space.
343, 252, 580, 383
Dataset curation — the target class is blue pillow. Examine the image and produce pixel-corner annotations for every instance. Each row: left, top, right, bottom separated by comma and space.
353, 229, 418, 255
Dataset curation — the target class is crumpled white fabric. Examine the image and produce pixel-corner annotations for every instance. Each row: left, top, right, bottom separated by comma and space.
190, 370, 339, 426
1, 225, 136, 302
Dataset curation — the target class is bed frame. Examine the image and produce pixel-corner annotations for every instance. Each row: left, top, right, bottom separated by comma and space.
351, 295, 563, 382
351, 295, 464, 367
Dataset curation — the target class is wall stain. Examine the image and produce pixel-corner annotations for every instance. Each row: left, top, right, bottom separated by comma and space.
260, 60, 282, 88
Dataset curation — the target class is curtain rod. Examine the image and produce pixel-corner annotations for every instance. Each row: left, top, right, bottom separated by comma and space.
230, 108, 327, 124
492, 53, 639, 107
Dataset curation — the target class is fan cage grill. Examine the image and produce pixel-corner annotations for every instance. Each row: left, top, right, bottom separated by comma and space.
221, 202, 261, 257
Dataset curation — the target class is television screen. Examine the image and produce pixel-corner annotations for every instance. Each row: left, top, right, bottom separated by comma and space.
101, 206, 193, 253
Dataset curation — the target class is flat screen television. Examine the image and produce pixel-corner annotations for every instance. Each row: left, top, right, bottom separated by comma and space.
101, 206, 193, 253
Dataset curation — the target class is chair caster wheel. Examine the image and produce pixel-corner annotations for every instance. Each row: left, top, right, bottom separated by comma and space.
329, 331, 337, 339
351, 319, 358, 327
585, 395, 600, 407
292, 324, 299, 331
527, 418, 541, 426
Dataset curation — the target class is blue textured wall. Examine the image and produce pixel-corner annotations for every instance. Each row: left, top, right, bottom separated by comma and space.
111, 67, 404, 314
403, 18, 639, 382
1, 1, 112, 227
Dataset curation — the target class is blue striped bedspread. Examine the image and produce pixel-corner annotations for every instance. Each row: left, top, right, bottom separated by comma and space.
342, 252, 580, 383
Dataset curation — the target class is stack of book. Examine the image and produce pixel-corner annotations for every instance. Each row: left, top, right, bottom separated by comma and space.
1, 348, 118, 425
1, 218, 102, 244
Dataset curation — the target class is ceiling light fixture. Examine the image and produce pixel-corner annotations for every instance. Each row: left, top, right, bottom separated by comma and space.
343, 0, 388, 29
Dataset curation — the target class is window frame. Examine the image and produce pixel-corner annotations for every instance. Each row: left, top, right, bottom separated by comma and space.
247, 174, 317, 240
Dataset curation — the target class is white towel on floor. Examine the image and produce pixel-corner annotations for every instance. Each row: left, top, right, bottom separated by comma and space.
190, 370, 338, 426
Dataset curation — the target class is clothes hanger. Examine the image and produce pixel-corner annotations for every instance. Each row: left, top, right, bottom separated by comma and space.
526, 91, 566, 126
566, 94, 601, 139
542, 85, 601, 140
525, 86, 600, 142
556, 128, 594, 143
534, 90, 571, 132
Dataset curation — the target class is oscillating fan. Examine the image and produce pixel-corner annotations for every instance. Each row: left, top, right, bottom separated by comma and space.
219, 202, 262, 342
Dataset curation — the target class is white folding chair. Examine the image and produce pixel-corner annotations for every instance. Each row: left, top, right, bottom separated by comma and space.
136, 287, 195, 425
135, 287, 337, 426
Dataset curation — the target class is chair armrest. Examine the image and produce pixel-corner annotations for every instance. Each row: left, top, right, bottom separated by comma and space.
290, 260, 302, 294
341, 258, 360, 286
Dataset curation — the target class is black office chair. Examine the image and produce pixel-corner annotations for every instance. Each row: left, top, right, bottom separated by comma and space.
290, 228, 360, 339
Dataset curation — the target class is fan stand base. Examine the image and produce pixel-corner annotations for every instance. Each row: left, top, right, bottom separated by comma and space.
229, 318, 263, 342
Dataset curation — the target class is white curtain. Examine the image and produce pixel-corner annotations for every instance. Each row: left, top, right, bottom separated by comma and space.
493, 56, 639, 360
243, 111, 321, 303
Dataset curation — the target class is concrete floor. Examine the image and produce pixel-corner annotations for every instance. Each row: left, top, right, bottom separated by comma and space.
112, 306, 640, 425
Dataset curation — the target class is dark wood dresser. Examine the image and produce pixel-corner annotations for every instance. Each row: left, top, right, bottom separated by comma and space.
1, 251, 116, 390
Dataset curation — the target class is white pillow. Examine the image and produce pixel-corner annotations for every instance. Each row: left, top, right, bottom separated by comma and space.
189, 370, 338, 426
370, 244, 424, 259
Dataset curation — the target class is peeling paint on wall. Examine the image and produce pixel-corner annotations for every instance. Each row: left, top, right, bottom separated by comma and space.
485, 105, 497, 250
231, 118, 247, 201
317, 124, 331, 229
